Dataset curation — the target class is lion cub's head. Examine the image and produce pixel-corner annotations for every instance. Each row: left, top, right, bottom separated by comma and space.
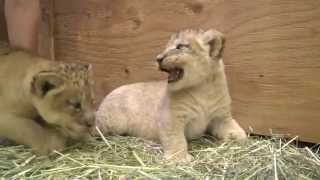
156, 29, 225, 91
30, 63, 96, 140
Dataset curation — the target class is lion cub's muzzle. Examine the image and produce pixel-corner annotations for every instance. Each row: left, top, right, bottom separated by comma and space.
61, 112, 96, 140
157, 56, 184, 83
80, 112, 96, 135
82, 112, 96, 129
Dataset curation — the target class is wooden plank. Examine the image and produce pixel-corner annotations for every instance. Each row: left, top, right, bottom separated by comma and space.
38, 0, 55, 59
0, 0, 8, 42
223, 0, 320, 143
50, 0, 320, 143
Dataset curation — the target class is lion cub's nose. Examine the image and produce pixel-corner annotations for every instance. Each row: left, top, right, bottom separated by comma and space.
83, 113, 95, 128
156, 54, 165, 64
156, 57, 163, 64
85, 120, 94, 128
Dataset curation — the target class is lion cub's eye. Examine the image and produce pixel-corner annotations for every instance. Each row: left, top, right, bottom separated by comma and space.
176, 44, 190, 50
67, 99, 82, 111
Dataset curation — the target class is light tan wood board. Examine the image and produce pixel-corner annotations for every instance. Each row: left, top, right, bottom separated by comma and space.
46, 0, 320, 142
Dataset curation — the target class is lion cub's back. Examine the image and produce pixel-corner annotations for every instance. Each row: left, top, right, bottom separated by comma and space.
96, 81, 169, 140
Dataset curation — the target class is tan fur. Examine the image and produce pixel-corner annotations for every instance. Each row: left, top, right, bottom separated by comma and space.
96, 29, 246, 163
0, 42, 95, 154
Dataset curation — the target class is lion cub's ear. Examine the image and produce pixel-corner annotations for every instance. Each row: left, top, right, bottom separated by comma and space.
201, 29, 225, 59
31, 72, 64, 97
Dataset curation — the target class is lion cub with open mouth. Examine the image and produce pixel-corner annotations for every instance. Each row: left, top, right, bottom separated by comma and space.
0, 43, 96, 154
96, 29, 246, 163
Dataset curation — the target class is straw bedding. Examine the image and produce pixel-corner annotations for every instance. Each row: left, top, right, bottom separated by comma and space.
0, 135, 319, 179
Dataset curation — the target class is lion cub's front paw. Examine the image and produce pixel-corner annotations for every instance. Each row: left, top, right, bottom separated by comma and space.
33, 131, 66, 155
164, 152, 193, 164
213, 119, 247, 141
220, 128, 247, 141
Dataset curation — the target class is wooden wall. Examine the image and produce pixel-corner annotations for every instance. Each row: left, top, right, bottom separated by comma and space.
0, 0, 7, 42
8, 0, 320, 142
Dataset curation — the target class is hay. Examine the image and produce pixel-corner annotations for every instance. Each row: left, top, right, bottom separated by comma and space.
0, 135, 319, 179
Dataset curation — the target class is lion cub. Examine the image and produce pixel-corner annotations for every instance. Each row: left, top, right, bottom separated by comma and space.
0, 42, 95, 154
96, 29, 246, 162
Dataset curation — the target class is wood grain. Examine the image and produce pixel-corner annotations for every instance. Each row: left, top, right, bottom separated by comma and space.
38, 0, 55, 59
223, 1, 320, 143
48, 0, 320, 142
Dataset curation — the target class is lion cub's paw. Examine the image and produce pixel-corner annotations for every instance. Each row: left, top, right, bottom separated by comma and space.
33, 131, 66, 155
221, 128, 247, 141
164, 152, 193, 164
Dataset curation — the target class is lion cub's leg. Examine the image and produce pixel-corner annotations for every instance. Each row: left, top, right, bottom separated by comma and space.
209, 117, 247, 141
159, 117, 193, 163
0, 114, 66, 154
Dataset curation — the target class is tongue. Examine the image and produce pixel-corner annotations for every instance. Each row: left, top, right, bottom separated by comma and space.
158, 71, 169, 80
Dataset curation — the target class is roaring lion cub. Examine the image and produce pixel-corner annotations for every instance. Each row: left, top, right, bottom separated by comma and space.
0, 42, 95, 154
96, 29, 246, 162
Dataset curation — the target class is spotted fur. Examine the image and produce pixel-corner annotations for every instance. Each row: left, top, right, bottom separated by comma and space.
0, 44, 96, 154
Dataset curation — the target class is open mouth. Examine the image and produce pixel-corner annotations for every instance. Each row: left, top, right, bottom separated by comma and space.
160, 67, 184, 83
